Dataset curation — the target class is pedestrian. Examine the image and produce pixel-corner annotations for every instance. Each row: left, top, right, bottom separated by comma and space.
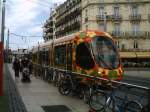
13, 57, 20, 79
19, 57, 23, 73
21, 57, 29, 68
28, 60, 33, 75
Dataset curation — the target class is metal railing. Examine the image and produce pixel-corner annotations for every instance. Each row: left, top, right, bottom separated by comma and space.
110, 31, 150, 38
96, 14, 122, 21
129, 14, 141, 21
111, 14, 122, 21
96, 15, 105, 20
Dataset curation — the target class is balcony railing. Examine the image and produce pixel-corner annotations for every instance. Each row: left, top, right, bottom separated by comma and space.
46, 32, 53, 37
110, 31, 150, 38
127, 32, 150, 38
111, 31, 122, 37
129, 14, 141, 21
96, 14, 122, 21
55, 20, 81, 38
44, 27, 53, 33
111, 15, 122, 21
96, 15, 105, 20
56, 7, 81, 27
85, 17, 88, 22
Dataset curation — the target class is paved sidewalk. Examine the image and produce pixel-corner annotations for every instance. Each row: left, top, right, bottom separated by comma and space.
7, 64, 89, 112
4, 64, 27, 112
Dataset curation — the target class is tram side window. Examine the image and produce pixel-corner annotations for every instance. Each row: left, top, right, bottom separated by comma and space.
44, 50, 49, 66
67, 44, 72, 70
76, 43, 95, 70
49, 48, 52, 66
42, 51, 45, 65
35, 52, 38, 63
39, 51, 43, 64
35, 53, 38, 63
55, 45, 66, 66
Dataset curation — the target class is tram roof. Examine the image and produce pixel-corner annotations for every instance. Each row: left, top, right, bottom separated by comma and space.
40, 40, 53, 47
53, 33, 76, 45
32, 46, 38, 53
32, 30, 113, 52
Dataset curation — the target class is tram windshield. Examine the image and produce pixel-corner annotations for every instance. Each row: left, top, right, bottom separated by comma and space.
91, 36, 120, 69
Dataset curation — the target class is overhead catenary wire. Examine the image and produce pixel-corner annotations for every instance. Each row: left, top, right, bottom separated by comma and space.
7, 0, 53, 9
10, 32, 43, 38
26, 0, 51, 8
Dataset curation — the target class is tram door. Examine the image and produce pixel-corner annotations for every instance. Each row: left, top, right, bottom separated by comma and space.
67, 44, 72, 71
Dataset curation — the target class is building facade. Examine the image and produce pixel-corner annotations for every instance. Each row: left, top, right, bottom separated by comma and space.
43, 14, 54, 41
55, 0, 82, 38
43, 0, 82, 40
43, 0, 150, 66
82, 0, 150, 66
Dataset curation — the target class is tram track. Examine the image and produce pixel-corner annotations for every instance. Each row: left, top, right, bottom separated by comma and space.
123, 75, 150, 88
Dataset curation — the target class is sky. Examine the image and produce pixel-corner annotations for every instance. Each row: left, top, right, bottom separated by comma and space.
5, 0, 65, 50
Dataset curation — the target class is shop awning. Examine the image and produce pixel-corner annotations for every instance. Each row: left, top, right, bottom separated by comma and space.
119, 52, 150, 58
136, 52, 150, 58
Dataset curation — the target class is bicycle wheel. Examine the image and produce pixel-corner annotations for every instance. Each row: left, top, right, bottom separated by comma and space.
89, 92, 107, 111
124, 101, 143, 112
83, 86, 90, 103
58, 81, 71, 95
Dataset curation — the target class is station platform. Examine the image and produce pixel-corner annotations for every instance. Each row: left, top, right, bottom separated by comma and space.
4, 64, 89, 112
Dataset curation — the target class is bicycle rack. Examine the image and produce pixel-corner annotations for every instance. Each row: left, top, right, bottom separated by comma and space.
35, 67, 150, 111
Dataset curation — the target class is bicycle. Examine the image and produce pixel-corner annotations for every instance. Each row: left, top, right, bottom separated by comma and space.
58, 72, 86, 98
52, 69, 64, 87
123, 86, 149, 112
89, 84, 143, 112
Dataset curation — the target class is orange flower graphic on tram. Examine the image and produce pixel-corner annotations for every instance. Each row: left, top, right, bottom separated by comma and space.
86, 31, 96, 38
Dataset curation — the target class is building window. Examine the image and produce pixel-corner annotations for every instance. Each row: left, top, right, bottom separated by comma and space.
85, 9, 88, 17
116, 41, 120, 48
133, 41, 138, 49
114, 6, 119, 16
132, 23, 139, 36
114, 23, 120, 36
67, 44, 72, 70
121, 44, 125, 50
86, 25, 88, 30
99, 23, 105, 31
132, 6, 138, 16
54, 45, 66, 66
99, 7, 104, 17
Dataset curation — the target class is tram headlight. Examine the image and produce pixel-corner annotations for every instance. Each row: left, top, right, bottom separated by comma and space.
98, 71, 101, 74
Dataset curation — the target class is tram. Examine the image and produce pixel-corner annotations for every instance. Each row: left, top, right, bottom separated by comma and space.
32, 30, 123, 83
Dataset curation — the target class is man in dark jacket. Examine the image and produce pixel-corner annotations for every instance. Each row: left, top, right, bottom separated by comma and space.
21, 57, 29, 68
13, 57, 20, 79
28, 60, 33, 75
